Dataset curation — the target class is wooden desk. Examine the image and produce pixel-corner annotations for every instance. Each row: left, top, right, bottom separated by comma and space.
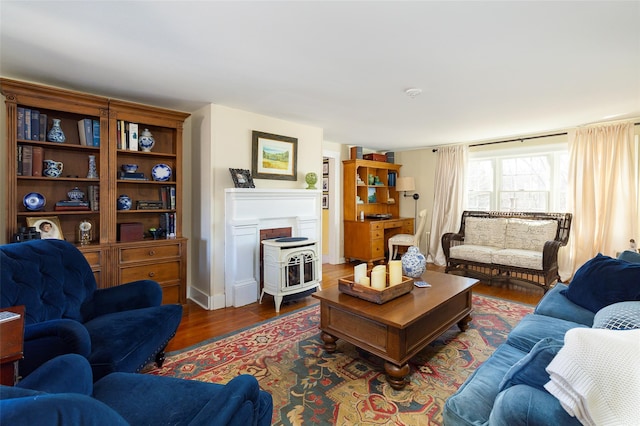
344, 217, 414, 266
0, 305, 25, 386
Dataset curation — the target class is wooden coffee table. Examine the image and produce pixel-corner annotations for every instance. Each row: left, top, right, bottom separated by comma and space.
313, 271, 478, 390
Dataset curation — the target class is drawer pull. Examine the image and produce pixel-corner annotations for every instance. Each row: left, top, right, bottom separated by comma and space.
148, 250, 156, 256
148, 272, 155, 277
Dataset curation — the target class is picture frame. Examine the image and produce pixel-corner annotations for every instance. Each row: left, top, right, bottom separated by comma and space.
322, 193, 329, 209
229, 168, 255, 188
26, 216, 64, 240
322, 160, 329, 176
252, 131, 297, 181
322, 177, 329, 191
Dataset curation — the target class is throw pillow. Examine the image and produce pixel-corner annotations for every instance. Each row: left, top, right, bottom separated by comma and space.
498, 337, 564, 392
464, 217, 507, 248
561, 253, 640, 312
593, 301, 640, 330
618, 250, 640, 264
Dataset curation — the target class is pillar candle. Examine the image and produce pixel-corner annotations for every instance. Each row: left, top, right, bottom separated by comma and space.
388, 260, 403, 286
359, 276, 370, 286
371, 265, 386, 290
354, 263, 367, 285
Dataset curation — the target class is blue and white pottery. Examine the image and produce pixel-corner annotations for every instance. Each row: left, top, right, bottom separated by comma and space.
117, 194, 132, 210
138, 128, 155, 152
47, 119, 66, 143
401, 246, 427, 278
121, 164, 138, 173
151, 164, 172, 182
23, 192, 46, 211
67, 187, 85, 201
43, 160, 64, 178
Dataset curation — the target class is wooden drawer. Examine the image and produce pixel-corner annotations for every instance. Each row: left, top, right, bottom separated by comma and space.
371, 238, 384, 258
371, 229, 384, 239
118, 244, 181, 263
82, 250, 102, 268
120, 261, 180, 283
160, 283, 182, 305
370, 222, 384, 231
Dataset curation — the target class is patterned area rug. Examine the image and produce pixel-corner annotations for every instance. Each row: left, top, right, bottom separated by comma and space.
146, 295, 533, 425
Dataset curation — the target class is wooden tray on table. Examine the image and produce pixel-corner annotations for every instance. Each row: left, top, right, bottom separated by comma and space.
338, 274, 414, 304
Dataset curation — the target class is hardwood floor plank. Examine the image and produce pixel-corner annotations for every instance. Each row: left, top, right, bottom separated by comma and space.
167, 262, 543, 352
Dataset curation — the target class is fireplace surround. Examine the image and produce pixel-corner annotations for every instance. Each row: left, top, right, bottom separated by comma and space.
225, 188, 322, 308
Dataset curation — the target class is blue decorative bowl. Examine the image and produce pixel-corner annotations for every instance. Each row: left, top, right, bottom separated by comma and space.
23, 192, 46, 211
151, 164, 172, 182
121, 164, 138, 173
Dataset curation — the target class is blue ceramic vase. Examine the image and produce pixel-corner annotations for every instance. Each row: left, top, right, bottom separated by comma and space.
401, 246, 426, 278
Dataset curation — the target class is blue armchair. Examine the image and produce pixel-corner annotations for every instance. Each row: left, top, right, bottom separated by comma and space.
0, 354, 273, 426
0, 239, 182, 380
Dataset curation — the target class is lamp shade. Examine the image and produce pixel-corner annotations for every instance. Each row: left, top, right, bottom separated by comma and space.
395, 176, 415, 192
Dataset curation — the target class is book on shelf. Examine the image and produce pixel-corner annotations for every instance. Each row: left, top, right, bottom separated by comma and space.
54, 205, 91, 211
116, 120, 122, 149
92, 119, 100, 146
159, 212, 177, 238
22, 145, 33, 176
24, 109, 32, 140
32, 146, 44, 177
30, 110, 40, 141
55, 200, 90, 207
119, 120, 127, 150
158, 186, 176, 209
39, 113, 47, 141
128, 122, 139, 151
77, 118, 92, 146
136, 200, 164, 210
17, 145, 23, 176
17, 107, 25, 139
87, 185, 99, 211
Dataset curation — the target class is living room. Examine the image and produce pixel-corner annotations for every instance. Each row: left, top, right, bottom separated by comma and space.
1, 2, 639, 425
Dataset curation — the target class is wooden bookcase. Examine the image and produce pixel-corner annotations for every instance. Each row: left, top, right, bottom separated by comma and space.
342, 159, 413, 265
1, 79, 189, 304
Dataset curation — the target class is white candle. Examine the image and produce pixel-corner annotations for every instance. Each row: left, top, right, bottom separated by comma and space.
359, 276, 370, 286
388, 260, 403, 286
371, 265, 386, 290
354, 263, 367, 285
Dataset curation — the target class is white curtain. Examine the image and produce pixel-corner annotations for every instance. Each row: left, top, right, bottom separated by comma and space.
429, 145, 468, 265
562, 121, 638, 278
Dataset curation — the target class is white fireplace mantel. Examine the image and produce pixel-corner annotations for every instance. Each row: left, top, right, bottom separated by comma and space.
224, 188, 322, 308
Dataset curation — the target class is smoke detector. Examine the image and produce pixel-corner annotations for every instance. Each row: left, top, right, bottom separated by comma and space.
405, 88, 422, 99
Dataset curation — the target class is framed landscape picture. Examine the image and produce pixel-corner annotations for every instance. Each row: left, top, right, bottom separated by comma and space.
252, 131, 297, 181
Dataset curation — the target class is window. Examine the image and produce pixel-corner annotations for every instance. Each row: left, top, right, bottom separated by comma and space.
466, 144, 568, 212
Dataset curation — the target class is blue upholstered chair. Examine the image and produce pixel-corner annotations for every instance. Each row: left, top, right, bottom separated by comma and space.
0, 239, 182, 381
0, 354, 273, 426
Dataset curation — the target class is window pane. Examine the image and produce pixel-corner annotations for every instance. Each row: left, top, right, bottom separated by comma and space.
468, 160, 493, 191
501, 157, 550, 191
500, 191, 548, 212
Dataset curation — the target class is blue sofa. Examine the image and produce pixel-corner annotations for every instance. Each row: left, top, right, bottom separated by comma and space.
0, 353, 273, 426
0, 239, 183, 380
444, 251, 640, 425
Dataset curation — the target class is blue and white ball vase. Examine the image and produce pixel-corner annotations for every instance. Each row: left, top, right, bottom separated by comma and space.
138, 128, 155, 152
401, 246, 427, 278
117, 194, 132, 210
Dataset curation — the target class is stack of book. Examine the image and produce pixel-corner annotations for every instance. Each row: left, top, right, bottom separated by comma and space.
77, 118, 100, 147
116, 120, 139, 151
17, 108, 47, 141
160, 212, 176, 238
136, 200, 164, 210
119, 171, 148, 181
87, 185, 99, 211
54, 200, 90, 211
17, 145, 44, 176
159, 186, 176, 209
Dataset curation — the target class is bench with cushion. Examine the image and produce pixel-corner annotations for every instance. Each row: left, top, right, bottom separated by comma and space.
442, 211, 572, 292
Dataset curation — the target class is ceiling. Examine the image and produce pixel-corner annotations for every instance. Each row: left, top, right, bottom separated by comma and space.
1, 1, 639, 151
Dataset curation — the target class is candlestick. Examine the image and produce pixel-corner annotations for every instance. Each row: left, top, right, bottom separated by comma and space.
388, 260, 403, 286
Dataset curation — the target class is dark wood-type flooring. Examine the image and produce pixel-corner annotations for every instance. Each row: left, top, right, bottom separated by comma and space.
167, 262, 543, 352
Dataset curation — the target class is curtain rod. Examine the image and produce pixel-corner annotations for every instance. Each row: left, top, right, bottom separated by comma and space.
432, 121, 640, 152
432, 132, 567, 153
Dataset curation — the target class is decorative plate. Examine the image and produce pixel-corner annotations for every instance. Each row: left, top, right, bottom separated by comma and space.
151, 164, 172, 182
23, 192, 46, 211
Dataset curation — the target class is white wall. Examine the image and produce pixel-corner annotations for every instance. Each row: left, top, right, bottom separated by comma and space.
188, 104, 323, 309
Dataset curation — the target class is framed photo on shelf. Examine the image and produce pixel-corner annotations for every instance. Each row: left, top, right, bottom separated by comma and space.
322, 193, 329, 209
251, 131, 297, 181
229, 168, 255, 188
322, 160, 329, 176
26, 216, 64, 240
322, 177, 329, 191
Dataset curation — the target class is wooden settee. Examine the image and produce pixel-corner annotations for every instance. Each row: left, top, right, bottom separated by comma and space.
442, 211, 572, 292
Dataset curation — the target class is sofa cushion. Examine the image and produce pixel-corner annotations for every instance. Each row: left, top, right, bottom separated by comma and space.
618, 250, 640, 263
490, 385, 582, 426
504, 219, 558, 251
534, 283, 596, 326
450, 244, 498, 264
498, 337, 563, 392
506, 314, 587, 353
561, 253, 640, 312
592, 301, 640, 330
464, 217, 508, 248
491, 249, 542, 270
443, 343, 526, 426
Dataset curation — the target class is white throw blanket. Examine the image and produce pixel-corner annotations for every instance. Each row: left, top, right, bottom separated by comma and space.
544, 328, 640, 426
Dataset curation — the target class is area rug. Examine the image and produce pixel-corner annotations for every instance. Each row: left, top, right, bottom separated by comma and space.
146, 295, 533, 425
